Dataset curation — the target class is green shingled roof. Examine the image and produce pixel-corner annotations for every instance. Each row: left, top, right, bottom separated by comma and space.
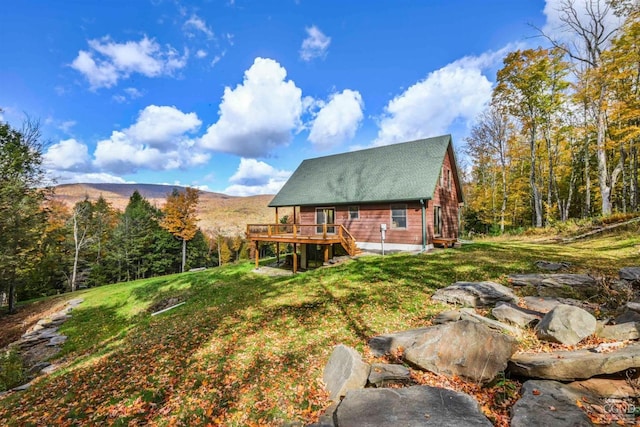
270, 135, 461, 207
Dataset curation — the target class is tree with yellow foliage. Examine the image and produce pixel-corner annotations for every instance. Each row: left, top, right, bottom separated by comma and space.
161, 187, 200, 273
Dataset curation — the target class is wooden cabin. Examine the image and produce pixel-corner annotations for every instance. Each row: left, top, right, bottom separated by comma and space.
247, 134, 464, 272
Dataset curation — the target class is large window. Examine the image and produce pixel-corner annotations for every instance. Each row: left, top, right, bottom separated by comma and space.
348, 206, 359, 220
434, 205, 442, 236
391, 204, 407, 229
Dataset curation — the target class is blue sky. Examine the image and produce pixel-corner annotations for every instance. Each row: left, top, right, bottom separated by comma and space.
1, 0, 580, 195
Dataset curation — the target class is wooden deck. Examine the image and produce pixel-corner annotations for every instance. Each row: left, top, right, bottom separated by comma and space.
246, 223, 359, 272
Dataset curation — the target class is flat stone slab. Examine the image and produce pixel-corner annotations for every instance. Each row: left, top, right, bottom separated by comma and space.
508, 343, 640, 381
492, 302, 542, 328
369, 327, 432, 357
568, 377, 640, 399
535, 261, 571, 271
522, 296, 599, 314
620, 267, 640, 283
511, 380, 594, 427
509, 274, 597, 289
596, 322, 640, 341
323, 344, 370, 402
431, 281, 519, 307
368, 363, 411, 387
336, 386, 492, 426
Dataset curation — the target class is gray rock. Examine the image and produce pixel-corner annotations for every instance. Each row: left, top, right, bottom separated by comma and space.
46, 335, 67, 346
368, 363, 411, 387
431, 281, 519, 307
323, 344, 370, 402
509, 274, 599, 298
508, 342, 640, 381
509, 273, 597, 289
511, 380, 593, 427
403, 320, 517, 383
620, 267, 640, 283
568, 377, 640, 399
535, 304, 597, 345
615, 310, 640, 324
492, 302, 542, 328
309, 402, 338, 427
522, 296, 561, 313
596, 322, 640, 340
459, 308, 521, 335
626, 301, 640, 313
535, 260, 571, 271
369, 327, 432, 357
432, 309, 461, 324
336, 386, 492, 426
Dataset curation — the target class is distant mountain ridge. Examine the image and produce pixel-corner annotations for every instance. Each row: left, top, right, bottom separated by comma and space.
52, 183, 279, 236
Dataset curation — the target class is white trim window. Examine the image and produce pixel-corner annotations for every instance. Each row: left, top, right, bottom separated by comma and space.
348, 206, 359, 220
391, 204, 407, 229
434, 205, 442, 236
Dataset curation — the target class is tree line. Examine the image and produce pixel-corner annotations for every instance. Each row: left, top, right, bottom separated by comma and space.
0, 120, 250, 312
464, 1, 639, 233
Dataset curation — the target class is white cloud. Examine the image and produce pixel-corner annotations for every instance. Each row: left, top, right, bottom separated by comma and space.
308, 89, 364, 150
199, 57, 303, 157
373, 54, 494, 146
224, 158, 292, 196
93, 105, 208, 174
71, 36, 188, 89
300, 25, 331, 61
48, 171, 131, 185
126, 105, 201, 149
58, 120, 76, 133
184, 15, 214, 39
44, 138, 91, 171
113, 87, 144, 103
196, 49, 207, 58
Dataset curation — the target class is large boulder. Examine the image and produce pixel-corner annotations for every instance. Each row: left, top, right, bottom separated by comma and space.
511, 380, 594, 427
431, 281, 519, 307
402, 320, 517, 383
508, 343, 640, 381
336, 386, 492, 426
535, 304, 597, 345
568, 377, 640, 399
323, 345, 370, 402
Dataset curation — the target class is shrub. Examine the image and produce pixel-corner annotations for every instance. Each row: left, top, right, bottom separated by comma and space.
0, 349, 26, 391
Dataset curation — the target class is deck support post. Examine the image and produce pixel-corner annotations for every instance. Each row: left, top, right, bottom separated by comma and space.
293, 243, 298, 273
324, 245, 329, 263
255, 241, 259, 269
275, 208, 280, 265
420, 199, 427, 251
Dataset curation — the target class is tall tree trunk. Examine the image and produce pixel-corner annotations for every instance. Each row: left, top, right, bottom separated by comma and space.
8, 281, 16, 314
181, 238, 187, 273
530, 128, 543, 227
596, 85, 612, 215
632, 145, 638, 211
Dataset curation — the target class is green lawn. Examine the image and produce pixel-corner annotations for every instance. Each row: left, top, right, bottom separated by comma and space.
1, 230, 638, 426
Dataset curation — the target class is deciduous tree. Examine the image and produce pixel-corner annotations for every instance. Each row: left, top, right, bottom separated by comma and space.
161, 188, 200, 273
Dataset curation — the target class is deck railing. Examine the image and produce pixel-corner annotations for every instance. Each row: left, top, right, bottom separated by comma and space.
246, 223, 359, 256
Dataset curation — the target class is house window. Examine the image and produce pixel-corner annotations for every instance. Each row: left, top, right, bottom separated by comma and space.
434, 205, 442, 236
348, 206, 359, 220
391, 204, 407, 229
447, 169, 452, 191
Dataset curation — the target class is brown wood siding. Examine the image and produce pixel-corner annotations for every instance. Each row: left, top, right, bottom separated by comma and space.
296, 143, 462, 246
428, 144, 461, 240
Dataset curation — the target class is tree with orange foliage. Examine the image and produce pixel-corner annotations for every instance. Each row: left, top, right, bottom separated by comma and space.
161, 187, 200, 273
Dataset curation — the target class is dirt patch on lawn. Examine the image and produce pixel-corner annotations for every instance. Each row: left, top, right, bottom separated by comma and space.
0, 296, 72, 348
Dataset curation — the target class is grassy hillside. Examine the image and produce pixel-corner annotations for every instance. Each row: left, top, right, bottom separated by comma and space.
1, 227, 639, 425
52, 183, 287, 235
